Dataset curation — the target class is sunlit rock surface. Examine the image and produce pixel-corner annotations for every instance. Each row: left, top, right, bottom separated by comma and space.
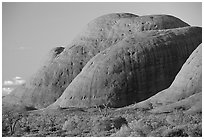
51, 27, 201, 108
3, 13, 191, 109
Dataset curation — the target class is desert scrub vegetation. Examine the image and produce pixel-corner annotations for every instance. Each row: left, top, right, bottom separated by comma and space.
111, 109, 202, 137
2, 107, 202, 137
2, 108, 67, 137
2, 110, 28, 136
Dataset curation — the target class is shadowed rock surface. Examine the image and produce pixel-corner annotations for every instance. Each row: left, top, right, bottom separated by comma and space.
3, 13, 190, 109
135, 44, 202, 114
51, 26, 202, 108
46, 46, 65, 62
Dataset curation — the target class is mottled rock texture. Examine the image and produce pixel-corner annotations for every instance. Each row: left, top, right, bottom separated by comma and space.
3, 13, 191, 109
51, 26, 202, 108
135, 44, 202, 114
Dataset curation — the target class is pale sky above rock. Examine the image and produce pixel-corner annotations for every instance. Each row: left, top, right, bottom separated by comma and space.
2, 2, 202, 82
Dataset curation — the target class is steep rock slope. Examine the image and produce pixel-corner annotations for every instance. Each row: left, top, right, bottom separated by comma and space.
3, 14, 189, 109
3, 13, 136, 108
135, 44, 202, 114
51, 26, 202, 108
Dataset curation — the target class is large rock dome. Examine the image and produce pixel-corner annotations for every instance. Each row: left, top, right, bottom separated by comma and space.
50, 27, 201, 108
3, 13, 200, 109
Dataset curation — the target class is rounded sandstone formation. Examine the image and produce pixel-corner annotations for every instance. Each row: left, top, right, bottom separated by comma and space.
51, 26, 202, 108
3, 13, 191, 109
103, 14, 189, 48
136, 44, 202, 114
5, 13, 137, 108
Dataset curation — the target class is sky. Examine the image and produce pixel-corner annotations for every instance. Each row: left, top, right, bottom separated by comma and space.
2, 2, 202, 85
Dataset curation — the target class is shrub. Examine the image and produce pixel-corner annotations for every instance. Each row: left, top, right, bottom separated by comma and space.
163, 126, 188, 137
93, 118, 113, 132
111, 125, 131, 137
62, 120, 77, 131
93, 116, 128, 134
111, 116, 128, 129
2, 111, 25, 135
62, 115, 80, 131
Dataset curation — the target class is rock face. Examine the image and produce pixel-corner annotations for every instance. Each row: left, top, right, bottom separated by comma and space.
101, 15, 189, 49
51, 26, 202, 108
135, 44, 202, 114
46, 46, 65, 62
3, 13, 191, 109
